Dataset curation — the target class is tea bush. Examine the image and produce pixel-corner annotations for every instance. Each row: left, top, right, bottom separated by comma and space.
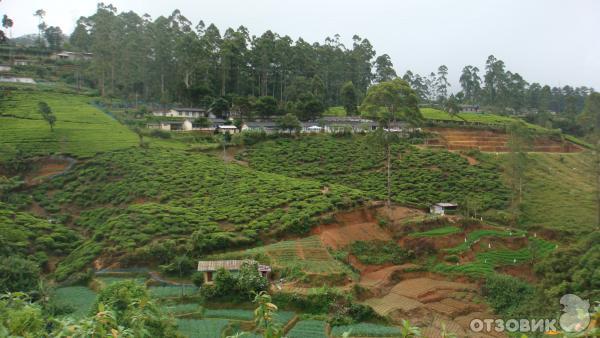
31, 148, 365, 275
240, 135, 509, 209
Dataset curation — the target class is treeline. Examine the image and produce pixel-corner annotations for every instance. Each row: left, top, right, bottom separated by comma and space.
67, 3, 396, 118
403, 55, 593, 116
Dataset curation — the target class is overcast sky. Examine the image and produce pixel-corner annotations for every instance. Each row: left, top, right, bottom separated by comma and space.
2, 0, 599, 90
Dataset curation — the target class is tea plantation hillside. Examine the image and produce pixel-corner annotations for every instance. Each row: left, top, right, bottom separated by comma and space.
0, 201, 81, 266
22, 148, 365, 280
512, 152, 596, 234
239, 135, 510, 209
0, 85, 138, 159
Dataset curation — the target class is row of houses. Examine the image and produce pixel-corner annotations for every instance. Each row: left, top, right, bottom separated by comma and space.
147, 108, 410, 134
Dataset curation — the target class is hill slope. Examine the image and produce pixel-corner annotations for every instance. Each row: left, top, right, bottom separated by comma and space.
0, 86, 138, 159
22, 148, 365, 280
516, 152, 596, 234
239, 135, 510, 209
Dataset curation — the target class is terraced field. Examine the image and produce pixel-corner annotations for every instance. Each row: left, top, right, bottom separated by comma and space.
177, 318, 230, 338
51, 286, 97, 319
287, 320, 328, 338
214, 236, 352, 278
0, 86, 138, 159
434, 237, 556, 277
428, 127, 582, 152
331, 322, 402, 337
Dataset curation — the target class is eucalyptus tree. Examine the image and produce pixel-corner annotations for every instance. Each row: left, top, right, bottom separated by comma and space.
374, 54, 397, 83
459, 65, 481, 103
0, 2, 13, 43
483, 54, 507, 106
360, 79, 421, 208
436, 65, 450, 101
33, 9, 46, 46
506, 121, 532, 216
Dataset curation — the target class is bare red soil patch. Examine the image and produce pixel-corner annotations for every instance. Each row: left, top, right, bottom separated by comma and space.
25, 156, 76, 185
312, 207, 395, 249
427, 127, 583, 153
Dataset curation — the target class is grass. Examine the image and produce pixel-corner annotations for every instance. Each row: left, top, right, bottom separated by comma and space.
240, 135, 509, 209
51, 286, 97, 319
331, 322, 402, 337
515, 152, 596, 234
409, 226, 461, 237
148, 286, 198, 298
176, 318, 229, 338
0, 86, 138, 160
287, 320, 327, 338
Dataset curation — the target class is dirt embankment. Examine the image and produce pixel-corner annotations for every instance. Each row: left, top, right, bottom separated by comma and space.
426, 127, 583, 153
24, 155, 76, 185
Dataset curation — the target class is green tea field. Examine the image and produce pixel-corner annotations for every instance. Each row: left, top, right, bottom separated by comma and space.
0, 86, 138, 159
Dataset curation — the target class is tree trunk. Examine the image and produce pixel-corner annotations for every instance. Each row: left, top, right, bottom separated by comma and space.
386, 142, 391, 209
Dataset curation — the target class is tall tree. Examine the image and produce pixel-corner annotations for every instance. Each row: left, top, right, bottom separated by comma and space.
374, 54, 397, 83
340, 81, 358, 115
436, 65, 450, 101
459, 65, 481, 103
483, 55, 507, 107
33, 9, 46, 47
43, 26, 63, 51
1, 7, 14, 44
69, 18, 91, 51
506, 121, 532, 218
360, 79, 421, 208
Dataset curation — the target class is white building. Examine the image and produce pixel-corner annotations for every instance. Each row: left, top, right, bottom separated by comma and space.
152, 108, 214, 119
430, 203, 458, 216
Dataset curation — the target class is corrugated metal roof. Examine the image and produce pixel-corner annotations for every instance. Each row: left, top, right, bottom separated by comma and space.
435, 202, 458, 208
197, 260, 271, 272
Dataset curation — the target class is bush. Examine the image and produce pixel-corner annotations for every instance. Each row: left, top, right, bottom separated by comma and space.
236, 261, 268, 298
159, 255, 196, 277
191, 272, 204, 287
349, 240, 412, 265
0, 256, 40, 293
482, 274, 533, 316
444, 255, 460, 263
149, 129, 172, 139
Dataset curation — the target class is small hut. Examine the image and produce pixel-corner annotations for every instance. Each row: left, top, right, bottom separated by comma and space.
430, 202, 458, 216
